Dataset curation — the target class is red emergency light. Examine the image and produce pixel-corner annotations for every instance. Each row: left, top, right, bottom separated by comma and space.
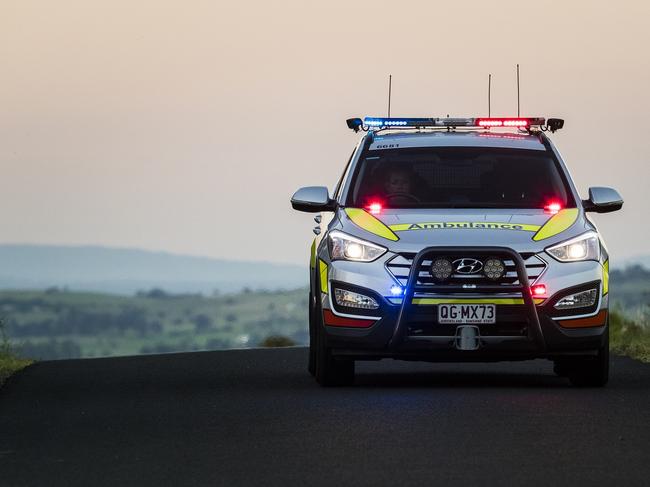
366, 202, 383, 215
544, 202, 563, 214
531, 284, 547, 297
476, 118, 530, 128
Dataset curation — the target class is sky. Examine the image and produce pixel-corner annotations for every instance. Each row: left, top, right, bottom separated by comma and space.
1, 0, 648, 266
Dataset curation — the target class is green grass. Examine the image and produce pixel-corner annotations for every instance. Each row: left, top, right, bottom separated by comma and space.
259, 335, 297, 347
0, 288, 309, 359
0, 320, 32, 386
610, 309, 650, 363
1, 286, 649, 364
0, 353, 32, 386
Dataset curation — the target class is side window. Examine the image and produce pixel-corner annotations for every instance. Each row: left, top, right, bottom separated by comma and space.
332, 149, 355, 201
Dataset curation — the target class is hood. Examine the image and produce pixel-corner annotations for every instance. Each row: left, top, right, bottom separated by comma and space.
339, 208, 589, 253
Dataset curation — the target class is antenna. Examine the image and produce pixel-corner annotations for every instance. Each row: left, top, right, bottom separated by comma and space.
488, 74, 492, 117
387, 74, 392, 117
516, 64, 520, 117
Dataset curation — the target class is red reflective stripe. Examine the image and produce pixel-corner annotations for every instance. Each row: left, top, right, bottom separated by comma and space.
558, 310, 608, 329
323, 309, 376, 328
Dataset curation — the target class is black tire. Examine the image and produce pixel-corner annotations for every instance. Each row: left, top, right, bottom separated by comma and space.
552, 360, 570, 377
308, 292, 316, 376
567, 323, 609, 387
313, 300, 355, 387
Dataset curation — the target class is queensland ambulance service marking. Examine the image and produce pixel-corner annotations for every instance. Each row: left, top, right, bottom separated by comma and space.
389, 221, 541, 232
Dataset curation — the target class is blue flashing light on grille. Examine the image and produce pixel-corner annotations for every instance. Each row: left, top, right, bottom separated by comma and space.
390, 285, 404, 296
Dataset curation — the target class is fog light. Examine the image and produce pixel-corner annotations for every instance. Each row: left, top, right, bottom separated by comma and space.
431, 258, 453, 281
554, 288, 598, 310
334, 288, 379, 310
483, 258, 505, 281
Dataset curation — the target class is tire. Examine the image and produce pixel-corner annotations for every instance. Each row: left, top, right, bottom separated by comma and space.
567, 323, 609, 387
552, 360, 570, 377
313, 300, 355, 387
308, 292, 316, 376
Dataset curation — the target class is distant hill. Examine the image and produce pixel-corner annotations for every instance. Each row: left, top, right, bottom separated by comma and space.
617, 255, 650, 270
0, 244, 307, 295
610, 265, 650, 309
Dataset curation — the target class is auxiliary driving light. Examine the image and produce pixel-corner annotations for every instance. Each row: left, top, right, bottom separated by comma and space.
431, 258, 453, 281
334, 288, 379, 310
483, 258, 505, 280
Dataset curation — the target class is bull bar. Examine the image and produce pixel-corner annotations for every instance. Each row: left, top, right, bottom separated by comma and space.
387, 246, 546, 352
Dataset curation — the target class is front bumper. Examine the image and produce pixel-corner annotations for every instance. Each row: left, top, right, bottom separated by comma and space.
321, 246, 608, 361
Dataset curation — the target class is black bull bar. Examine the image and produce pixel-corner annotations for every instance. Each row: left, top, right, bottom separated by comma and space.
387, 246, 546, 351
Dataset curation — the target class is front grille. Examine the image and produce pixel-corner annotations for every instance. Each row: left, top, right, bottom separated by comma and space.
386, 252, 546, 291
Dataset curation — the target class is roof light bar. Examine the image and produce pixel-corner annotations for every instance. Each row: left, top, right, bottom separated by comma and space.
364, 117, 479, 128
357, 116, 550, 131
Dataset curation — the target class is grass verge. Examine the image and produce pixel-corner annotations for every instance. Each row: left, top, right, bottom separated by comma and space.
610, 310, 650, 363
0, 353, 32, 387
1, 319, 33, 387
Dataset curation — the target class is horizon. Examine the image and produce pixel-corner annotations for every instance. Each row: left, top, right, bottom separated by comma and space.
0, 243, 308, 295
0, 241, 306, 266
0, 242, 646, 270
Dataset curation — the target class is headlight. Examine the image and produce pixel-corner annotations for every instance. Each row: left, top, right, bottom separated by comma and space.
545, 231, 600, 262
328, 230, 387, 262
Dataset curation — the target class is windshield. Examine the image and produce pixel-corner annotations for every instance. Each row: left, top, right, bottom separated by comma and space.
346, 147, 574, 209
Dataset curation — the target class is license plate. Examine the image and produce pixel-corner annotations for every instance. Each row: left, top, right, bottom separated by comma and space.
437, 304, 495, 324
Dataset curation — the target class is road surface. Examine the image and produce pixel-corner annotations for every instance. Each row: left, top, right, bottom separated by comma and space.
1, 348, 649, 486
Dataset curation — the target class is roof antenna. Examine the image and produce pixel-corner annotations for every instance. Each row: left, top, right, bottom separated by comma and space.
516, 64, 520, 117
488, 73, 492, 117
387, 74, 392, 117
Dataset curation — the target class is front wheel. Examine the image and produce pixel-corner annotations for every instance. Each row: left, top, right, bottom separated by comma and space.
314, 303, 355, 386
566, 324, 609, 387
308, 292, 316, 376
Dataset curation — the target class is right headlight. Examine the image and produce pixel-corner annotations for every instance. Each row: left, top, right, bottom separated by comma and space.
545, 231, 600, 262
328, 230, 387, 262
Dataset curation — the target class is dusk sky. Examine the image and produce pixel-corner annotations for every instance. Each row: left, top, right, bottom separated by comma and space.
1, 0, 648, 265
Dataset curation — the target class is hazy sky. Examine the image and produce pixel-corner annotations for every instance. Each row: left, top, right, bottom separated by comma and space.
1, 0, 648, 265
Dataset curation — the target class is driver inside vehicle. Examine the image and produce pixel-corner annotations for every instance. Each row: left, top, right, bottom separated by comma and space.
384, 168, 412, 194
382, 168, 421, 204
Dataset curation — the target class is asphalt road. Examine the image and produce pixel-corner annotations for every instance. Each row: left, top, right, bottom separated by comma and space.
1, 348, 649, 487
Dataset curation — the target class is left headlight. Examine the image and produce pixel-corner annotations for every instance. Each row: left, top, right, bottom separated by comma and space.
328, 230, 387, 262
545, 231, 600, 262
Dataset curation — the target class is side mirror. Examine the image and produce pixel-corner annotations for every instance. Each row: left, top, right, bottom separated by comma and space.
290, 186, 336, 213
583, 186, 623, 213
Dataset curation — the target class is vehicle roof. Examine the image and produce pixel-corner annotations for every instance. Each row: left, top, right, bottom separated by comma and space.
368, 131, 547, 151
